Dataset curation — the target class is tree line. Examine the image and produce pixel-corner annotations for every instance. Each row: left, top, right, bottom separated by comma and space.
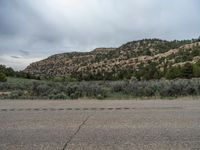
69, 61, 200, 81
0, 65, 40, 82
1, 61, 200, 82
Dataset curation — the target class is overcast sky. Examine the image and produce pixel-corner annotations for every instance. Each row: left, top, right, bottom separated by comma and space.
0, 0, 200, 70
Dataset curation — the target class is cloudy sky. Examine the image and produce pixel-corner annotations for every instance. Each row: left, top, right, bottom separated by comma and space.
0, 0, 200, 70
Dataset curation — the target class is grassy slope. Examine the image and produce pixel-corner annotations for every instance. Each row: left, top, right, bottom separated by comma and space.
7, 77, 40, 84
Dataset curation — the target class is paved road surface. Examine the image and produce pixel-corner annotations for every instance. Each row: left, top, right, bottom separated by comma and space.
0, 100, 200, 150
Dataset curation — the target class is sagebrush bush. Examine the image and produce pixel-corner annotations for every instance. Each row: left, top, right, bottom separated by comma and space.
1, 78, 200, 99
49, 92, 70, 100
7, 90, 24, 99
110, 81, 128, 92
109, 79, 200, 98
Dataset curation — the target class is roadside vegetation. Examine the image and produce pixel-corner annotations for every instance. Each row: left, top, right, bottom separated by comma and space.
1, 77, 200, 100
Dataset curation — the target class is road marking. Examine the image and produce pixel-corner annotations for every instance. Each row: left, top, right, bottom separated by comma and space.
0, 107, 183, 112
1, 109, 7, 112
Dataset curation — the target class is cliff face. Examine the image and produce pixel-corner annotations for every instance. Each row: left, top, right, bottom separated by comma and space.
24, 39, 200, 77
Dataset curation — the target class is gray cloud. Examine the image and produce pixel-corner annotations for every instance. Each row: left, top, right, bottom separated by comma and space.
0, 0, 200, 70
19, 50, 30, 56
11, 56, 21, 59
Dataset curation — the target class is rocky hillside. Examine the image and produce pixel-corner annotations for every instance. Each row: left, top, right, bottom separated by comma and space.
24, 38, 200, 80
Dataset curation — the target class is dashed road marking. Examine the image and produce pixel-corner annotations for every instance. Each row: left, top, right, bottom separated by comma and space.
0, 107, 183, 112
1, 109, 7, 112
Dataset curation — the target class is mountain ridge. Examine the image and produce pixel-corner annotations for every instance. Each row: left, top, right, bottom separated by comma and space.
24, 38, 200, 80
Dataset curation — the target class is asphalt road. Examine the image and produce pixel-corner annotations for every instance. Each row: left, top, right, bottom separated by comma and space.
0, 100, 200, 150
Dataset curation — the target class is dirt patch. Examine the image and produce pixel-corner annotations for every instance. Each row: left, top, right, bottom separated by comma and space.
0, 92, 11, 96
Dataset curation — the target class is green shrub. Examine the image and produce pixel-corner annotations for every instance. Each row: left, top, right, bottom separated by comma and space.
182, 63, 193, 79
8, 90, 24, 99
0, 73, 7, 82
96, 94, 105, 99
53, 77, 64, 82
49, 92, 70, 100
193, 64, 200, 77
69, 93, 77, 99
165, 66, 182, 79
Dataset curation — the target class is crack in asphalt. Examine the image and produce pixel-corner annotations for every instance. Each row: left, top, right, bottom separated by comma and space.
61, 115, 90, 150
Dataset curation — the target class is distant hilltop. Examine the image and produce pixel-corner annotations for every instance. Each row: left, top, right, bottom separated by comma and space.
24, 38, 200, 80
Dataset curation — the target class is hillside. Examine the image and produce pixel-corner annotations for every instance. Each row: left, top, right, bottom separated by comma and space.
24, 38, 200, 80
